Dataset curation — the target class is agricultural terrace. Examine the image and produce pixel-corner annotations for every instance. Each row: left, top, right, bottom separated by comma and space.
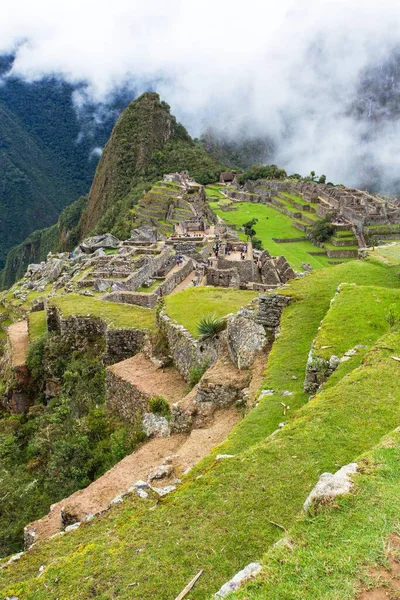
206, 185, 359, 271
163, 287, 258, 337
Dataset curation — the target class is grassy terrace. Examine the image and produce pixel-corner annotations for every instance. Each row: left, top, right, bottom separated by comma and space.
49, 294, 156, 330
369, 241, 400, 265
164, 287, 258, 337
314, 283, 400, 360
2, 260, 400, 599
209, 200, 333, 269
27, 311, 47, 341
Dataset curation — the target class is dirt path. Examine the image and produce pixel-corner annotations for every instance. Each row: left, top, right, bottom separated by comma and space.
170, 270, 195, 294
8, 320, 29, 367
108, 353, 187, 404
27, 409, 241, 544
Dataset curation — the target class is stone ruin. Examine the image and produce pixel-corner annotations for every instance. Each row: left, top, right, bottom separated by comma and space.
228, 178, 400, 235
203, 242, 296, 291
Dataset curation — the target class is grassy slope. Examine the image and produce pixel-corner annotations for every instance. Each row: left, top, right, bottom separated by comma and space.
1, 260, 399, 599
209, 201, 333, 270
49, 294, 155, 330
314, 283, 400, 360
234, 426, 400, 600
164, 287, 258, 337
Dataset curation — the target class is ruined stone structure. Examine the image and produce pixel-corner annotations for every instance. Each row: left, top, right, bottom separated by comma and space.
225, 179, 400, 237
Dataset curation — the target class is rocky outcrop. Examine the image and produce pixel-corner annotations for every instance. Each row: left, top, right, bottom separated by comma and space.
259, 250, 296, 285
80, 233, 120, 254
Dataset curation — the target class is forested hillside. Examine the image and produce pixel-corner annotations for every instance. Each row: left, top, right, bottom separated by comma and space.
0, 56, 122, 269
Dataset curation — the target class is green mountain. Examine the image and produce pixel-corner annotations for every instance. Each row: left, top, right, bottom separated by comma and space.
0, 92, 221, 288
0, 59, 122, 273
80, 92, 221, 236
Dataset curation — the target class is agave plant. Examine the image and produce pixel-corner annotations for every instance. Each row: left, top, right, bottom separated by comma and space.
197, 314, 226, 339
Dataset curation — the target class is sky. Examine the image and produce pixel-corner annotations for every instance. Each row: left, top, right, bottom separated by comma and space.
1, 0, 400, 188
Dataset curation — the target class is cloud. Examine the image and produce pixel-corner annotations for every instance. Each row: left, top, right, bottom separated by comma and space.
1, 0, 400, 189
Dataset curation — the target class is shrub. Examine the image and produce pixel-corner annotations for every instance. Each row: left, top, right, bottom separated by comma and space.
307, 216, 336, 244
148, 396, 171, 418
385, 304, 400, 329
26, 335, 47, 382
252, 237, 263, 250
197, 314, 226, 338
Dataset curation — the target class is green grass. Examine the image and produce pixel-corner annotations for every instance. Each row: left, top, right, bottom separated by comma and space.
205, 184, 226, 199
3, 328, 400, 600
136, 279, 163, 293
164, 287, 258, 337
314, 284, 400, 360
27, 311, 47, 341
2, 260, 400, 599
209, 201, 333, 270
369, 242, 400, 265
49, 294, 155, 330
324, 242, 358, 252
233, 428, 400, 600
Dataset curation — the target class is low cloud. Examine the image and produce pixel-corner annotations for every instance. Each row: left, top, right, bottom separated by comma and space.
1, 0, 400, 189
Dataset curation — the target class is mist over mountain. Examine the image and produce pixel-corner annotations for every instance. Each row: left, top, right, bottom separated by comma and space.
0, 56, 128, 267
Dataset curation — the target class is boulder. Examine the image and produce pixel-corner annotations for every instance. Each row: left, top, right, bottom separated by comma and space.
80, 233, 120, 254
303, 463, 358, 512
142, 413, 170, 438
41, 258, 67, 282
227, 315, 267, 369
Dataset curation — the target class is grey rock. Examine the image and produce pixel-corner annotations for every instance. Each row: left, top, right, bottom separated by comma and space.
65, 522, 81, 532
137, 489, 149, 499
214, 562, 262, 598
148, 464, 174, 482
80, 233, 120, 254
227, 315, 267, 369
41, 258, 67, 282
259, 389, 274, 398
152, 485, 176, 497
94, 279, 111, 293
142, 413, 170, 438
303, 463, 358, 512
109, 495, 124, 506
329, 355, 340, 369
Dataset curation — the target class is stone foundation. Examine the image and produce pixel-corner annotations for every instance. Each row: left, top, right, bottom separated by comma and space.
106, 370, 147, 424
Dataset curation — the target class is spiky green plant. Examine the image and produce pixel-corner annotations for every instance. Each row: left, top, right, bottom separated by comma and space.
196, 314, 226, 339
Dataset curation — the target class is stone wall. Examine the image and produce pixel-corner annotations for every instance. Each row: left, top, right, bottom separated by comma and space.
102, 291, 159, 309
46, 304, 147, 365
217, 255, 255, 282
206, 267, 240, 288
105, 329, 147, 365
120, 248, 175, 292
102, 259, 193, 308
256, 293, 291, 333
106, 370, 147, 424
158, 312, 224, 380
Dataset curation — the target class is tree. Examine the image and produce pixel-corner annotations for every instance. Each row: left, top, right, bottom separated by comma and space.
243, 218, 258, 239
318, 174, 326, 184
310, 170, 316, 181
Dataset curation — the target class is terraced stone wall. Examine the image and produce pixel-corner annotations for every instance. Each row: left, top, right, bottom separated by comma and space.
158, 311, 224, 380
